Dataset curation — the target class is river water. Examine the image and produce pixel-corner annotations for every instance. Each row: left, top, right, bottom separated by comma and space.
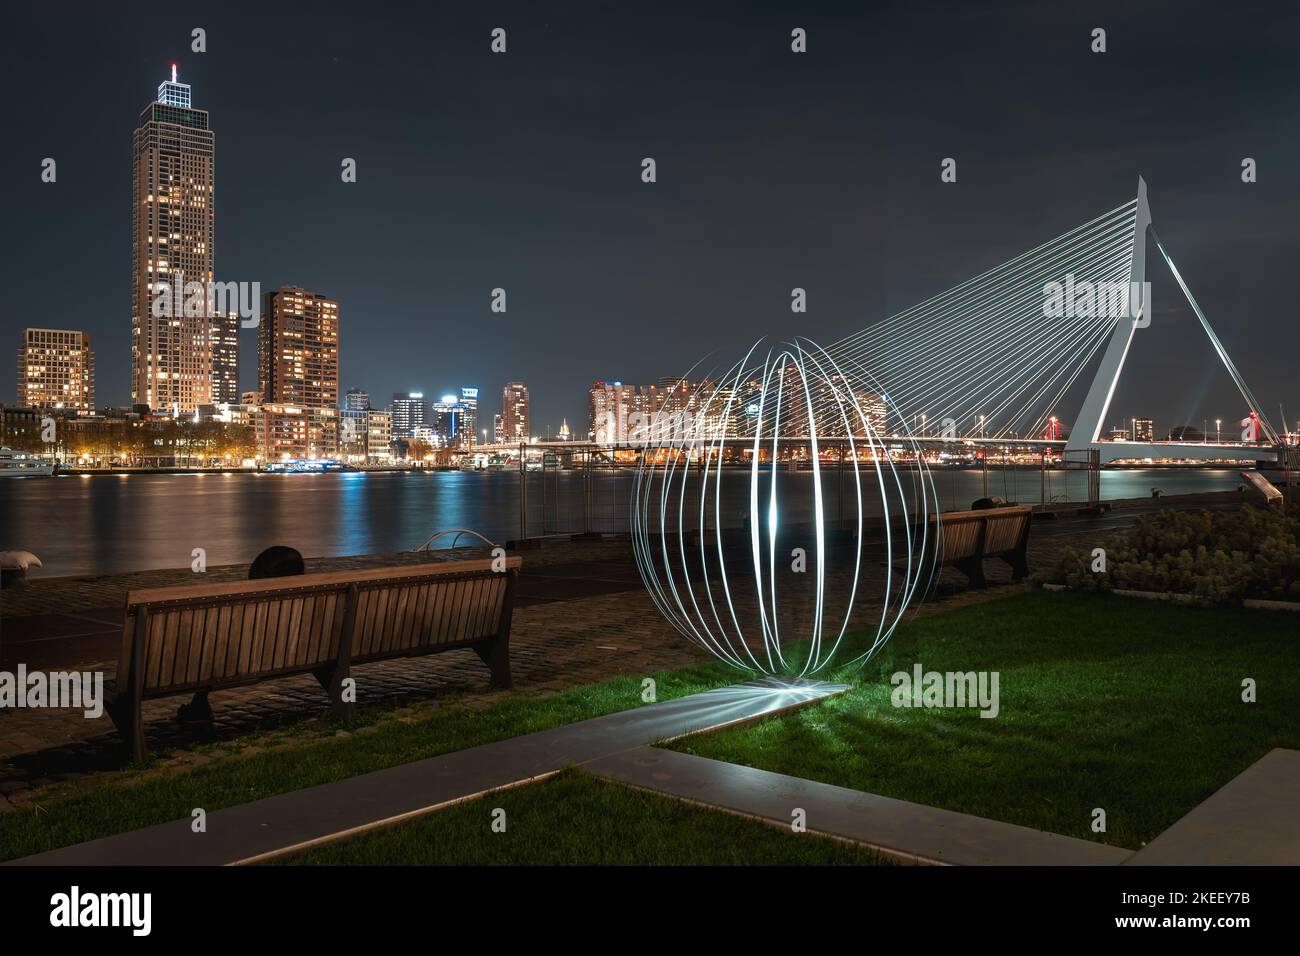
0, 467, 1257, 578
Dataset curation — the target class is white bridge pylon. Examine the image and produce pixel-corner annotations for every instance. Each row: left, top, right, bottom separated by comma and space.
1065, 177, 1277, 463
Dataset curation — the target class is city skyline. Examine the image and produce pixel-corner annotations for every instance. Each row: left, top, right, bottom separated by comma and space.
4, 5, 1299, 437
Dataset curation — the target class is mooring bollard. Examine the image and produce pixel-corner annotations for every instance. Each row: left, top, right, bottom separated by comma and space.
0, 550, 42, 589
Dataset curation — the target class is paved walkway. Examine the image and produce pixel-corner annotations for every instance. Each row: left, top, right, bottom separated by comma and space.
586, 746, 1132, 865
9, 678, 850, 865
1126, 748, 1300, 866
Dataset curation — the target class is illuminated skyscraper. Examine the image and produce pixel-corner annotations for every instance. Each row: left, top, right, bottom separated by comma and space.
501, 381, 530, 443
459, 387, 479, 448
130, 65, 216, 414
209, 311, 240, 404
390, 392, 430, 440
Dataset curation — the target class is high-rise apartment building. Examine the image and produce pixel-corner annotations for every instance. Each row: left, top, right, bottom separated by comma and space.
209, 311, 240, 404
258, 288, 340, 410
459, 387, 479, 449
131, 65, 215, 414
366, 408, 392, 463
390, 392, 430, 440
17, 328, 95, 413
340, 388, 371, 460
589, 380, 628, 444
252, 287, 340, 460
501, 381, 529, 443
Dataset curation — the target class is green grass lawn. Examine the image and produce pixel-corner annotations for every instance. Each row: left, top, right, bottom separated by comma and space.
0, 661, 734, 862
278, 769, 888, 865
670, 590, 1300, 850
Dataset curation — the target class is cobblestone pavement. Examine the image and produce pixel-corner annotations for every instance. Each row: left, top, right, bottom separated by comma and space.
0, 515, 1139, 808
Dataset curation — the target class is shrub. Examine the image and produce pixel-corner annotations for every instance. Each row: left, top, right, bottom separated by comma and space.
1044, 506, 1300, 604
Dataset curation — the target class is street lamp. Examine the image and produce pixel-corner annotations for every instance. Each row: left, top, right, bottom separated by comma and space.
1215, 418, 1221, 443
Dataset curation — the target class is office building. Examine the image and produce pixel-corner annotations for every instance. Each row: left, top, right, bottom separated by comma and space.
390, 392, 430, 440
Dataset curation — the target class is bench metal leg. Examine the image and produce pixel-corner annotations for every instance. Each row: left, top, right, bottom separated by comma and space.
313, 664, 356, 723
316, 582, 359, 723
110, 607, 151, 764
474, 634, 513, 690
954, 556, 987, 587
107, 695, 148, 765
1003, 551, 1029, 580
475, 570, 516, 690
177, 690, 213, 724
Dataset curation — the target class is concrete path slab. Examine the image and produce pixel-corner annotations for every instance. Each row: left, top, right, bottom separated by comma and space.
8, 677, 848, 866
586, 746, 1132, 866
1125, 748, 1300, 866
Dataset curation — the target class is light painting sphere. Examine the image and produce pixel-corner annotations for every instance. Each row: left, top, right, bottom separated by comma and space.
631, 338, 939, 678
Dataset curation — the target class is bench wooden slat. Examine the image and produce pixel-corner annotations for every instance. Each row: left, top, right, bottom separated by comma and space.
433, 579, 454, 646
236, 603, 256, 676
449, 578, 469, 643
456, 578, 477, 643
478, 578, 500, 638
256, 599, 275, 674
149, 612, 171, 689
397, 583, 418, 650
413, 583, 434, 648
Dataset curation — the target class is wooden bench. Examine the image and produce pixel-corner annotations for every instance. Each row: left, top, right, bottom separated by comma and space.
106, 557, 520, 763
935, 505, 1032, 587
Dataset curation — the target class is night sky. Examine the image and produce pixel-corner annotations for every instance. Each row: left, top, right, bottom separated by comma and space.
3, 0, 1298, 437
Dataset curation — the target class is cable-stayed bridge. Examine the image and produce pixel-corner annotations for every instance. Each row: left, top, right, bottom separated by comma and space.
822, 177, 1279, 463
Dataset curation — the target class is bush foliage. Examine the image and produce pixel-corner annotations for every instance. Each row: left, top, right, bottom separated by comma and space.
1046, 506, 1300, 603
